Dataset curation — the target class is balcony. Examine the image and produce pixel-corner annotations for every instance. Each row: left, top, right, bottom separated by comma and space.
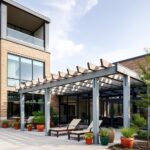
7, 28, 44, 48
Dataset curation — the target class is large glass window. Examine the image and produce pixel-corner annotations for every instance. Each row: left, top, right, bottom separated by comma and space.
8, 55, 19, 79
33, 61, 44, 80
8, 55, 19, 86
8, 54, 44, 86
21, 58, 32, 81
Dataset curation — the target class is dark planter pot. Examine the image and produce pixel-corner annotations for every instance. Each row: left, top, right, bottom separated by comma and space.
100, 136, 109, 145
121, 137, 134, 148
85, 138, 93, 144
36, 124, 44, 132
2, 124, 8, 128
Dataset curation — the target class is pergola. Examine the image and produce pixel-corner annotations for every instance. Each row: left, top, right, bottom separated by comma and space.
17, 59, 143, 144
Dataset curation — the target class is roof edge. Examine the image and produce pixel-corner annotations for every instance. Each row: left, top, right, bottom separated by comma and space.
115, 54, 148, 64
2, 0, 50, 23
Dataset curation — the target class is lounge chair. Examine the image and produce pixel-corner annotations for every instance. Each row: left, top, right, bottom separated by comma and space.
49, 119, 81, 137
68, 120, 103, 141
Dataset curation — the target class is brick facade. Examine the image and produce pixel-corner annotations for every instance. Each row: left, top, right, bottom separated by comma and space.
0, 39, 50, 119
119, 54, 147, 74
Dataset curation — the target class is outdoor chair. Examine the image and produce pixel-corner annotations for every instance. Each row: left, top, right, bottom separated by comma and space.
49, 119, 81, 137
68, 120, 103, 142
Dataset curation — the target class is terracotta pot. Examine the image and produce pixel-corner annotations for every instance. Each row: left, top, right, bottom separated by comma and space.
108, 129, 115, 143
2, 124, 8, 128
85, 138, 93, 144
121, 137, 134, 148
14, 125, 20, 130
36, 124, 44, 132
27, 127, 32, 131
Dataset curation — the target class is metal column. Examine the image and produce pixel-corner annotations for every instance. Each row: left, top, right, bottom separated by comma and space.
93, 78, 99, 144
20, 93, 25, 131
123, 75, 130, 128
44, 88, 51, 136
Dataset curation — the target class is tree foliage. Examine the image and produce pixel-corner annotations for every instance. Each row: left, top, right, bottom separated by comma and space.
136, 50, 150, 108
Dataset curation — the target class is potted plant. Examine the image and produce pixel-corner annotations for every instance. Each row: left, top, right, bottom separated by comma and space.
120, 128, 135, 148
1, 120, 8, 128
27, 124, 32, 131
100, 129, 109, 145
84, 132, 93, 144
13, 121, 20, 130
108, 128, 115, 143
33, 111, 45, 132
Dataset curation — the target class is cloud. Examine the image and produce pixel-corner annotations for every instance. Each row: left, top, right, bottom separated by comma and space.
14, 0, 99, 72
38, 0, 98, 72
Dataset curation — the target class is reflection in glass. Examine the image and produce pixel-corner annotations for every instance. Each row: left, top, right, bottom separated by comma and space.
21, 58, 32, 81
33, 61, 44, 79
8, 54, 19, 79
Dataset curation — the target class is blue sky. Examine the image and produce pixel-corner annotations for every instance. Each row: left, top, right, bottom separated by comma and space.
14, 0, 149, 73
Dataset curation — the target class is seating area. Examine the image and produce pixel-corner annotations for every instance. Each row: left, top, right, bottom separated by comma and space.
49, 119, 81, 137
68, 120, 103, 141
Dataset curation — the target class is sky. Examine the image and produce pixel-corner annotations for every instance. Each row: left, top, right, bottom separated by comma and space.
14, 0, 149, 73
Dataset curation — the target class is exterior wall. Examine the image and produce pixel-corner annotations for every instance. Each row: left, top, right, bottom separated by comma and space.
119, 55, 147, 74
0, 39, 50, 119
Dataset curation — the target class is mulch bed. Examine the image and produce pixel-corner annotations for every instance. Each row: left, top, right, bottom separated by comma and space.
109, 141, 150, 150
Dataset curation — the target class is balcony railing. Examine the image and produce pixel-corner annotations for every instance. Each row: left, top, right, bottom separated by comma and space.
7, 28, 44, 48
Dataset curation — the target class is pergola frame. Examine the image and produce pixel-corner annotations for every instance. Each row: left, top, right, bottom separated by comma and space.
17, 59, 142, 144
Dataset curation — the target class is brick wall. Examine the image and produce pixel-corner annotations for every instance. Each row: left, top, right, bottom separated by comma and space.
119, 55, 147, 74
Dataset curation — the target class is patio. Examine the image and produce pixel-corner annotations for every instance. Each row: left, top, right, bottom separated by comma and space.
0, 128, 121, 150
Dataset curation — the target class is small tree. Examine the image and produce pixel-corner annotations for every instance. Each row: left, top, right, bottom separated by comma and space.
136, 49, 150, 145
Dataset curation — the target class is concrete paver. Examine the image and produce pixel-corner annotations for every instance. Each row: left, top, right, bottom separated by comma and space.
0, 128, 121, 150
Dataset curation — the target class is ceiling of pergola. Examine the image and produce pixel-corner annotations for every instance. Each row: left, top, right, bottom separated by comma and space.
17, 59, 143, 96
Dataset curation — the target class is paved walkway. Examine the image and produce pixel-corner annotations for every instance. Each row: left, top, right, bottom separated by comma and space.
0, 128, 121, 150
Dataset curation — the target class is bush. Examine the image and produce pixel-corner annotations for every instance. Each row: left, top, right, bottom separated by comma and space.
100, 129, 109, 137
33, 116, 44, 124
120, 128, 135, 138
137, 130, 150, 139
132, 113, 146, 130
33, 111, 45, 124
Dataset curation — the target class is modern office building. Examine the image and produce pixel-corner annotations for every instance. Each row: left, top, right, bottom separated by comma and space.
0, 0, 50, 120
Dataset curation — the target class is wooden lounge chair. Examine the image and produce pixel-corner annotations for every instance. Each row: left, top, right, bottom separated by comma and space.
68, 120, 103, 141
49, 119, 81, 137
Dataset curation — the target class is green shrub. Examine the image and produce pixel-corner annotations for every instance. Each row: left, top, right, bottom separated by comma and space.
132, 113, 146, 130
120, 128, 135, 138
33, 116, 44, 124
84, 132, 93, 139
33, 111, 44, 124
137, 130, 150, 139
100, 129, 109, 137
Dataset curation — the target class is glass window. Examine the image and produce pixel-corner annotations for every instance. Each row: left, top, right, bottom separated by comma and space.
8, 79, 19, 86
8, 54, 19, 79
33, 61, 44, 80
21, 58, 32, 81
